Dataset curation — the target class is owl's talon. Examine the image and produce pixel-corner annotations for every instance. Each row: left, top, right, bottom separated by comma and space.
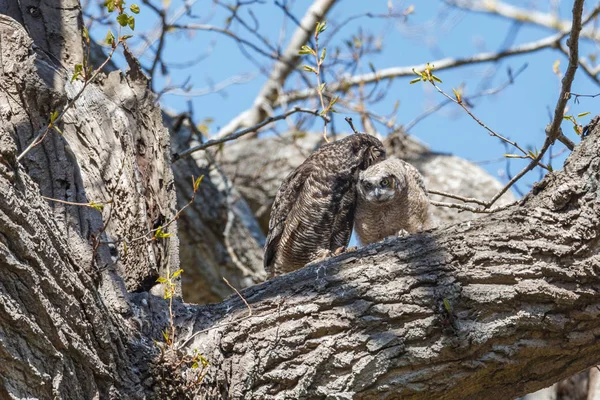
314, 248, 334, 261
397, 229, 409, 237
333, 246, 346, 256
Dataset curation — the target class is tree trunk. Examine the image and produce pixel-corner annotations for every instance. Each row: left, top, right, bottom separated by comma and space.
2, 2, 600, 399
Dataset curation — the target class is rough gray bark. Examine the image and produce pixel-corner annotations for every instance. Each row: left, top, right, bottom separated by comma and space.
0, 9, 174, 399
176, 122, 600, 399
2, 1, 600, 399
167, 114, 266, 304
0, 8, 179, 293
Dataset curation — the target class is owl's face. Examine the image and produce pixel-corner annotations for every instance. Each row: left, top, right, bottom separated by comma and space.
358, 172, 406, 203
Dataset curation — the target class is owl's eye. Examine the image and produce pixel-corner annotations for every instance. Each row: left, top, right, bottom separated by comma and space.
380, 178, 391, 187
363, 181, 373, 190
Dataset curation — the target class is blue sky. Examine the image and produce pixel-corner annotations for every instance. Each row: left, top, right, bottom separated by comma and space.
91, 0, 599, 196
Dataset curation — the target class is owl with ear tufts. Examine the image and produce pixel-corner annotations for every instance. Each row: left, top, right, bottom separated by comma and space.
355, 158, 432, 245
264, 134, 386, 277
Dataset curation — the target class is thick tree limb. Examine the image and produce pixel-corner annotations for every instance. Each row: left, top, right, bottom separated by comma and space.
445, 0, 600, 42
172, 120, 600, 399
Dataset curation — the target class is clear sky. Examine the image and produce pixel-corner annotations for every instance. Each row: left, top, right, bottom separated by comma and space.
90, 0, 599, 196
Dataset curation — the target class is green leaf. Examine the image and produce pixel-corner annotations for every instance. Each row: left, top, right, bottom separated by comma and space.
574, 125, 581, 135
171, 269, 184, 279
315, 21, 327, 36
199, 355, 209, 367
452, 88, 462, 103
50, 110, 59, 123
318, 21, 327, 34
128, 15, 135, 30
89, 201, 104, 211
162, 329, 170, 342
53, 126, 64, 135
121, 34, 133, 40
302, 65, 317, 74
298, 45, 315, 56
105, 29, 115, 45
82, 26, 89, 40
329, 95, 339, 107
156, 276, 168, 283
71, 63, 83, 83
155, 227, 173, 239
409, 77, 421, 84
443, 298, 452, 313
105, 0, 115, 12
432, 74, 442, 83
320, 47, 326, 62
318, 82, 325, 93
193, 174, 204, 192
164, 287, 173, 299
577, 111, 591, 118
191, 362, 199, 369
123, 241, 128, 255
130, 3, 140, 13
116, 13, 129, 27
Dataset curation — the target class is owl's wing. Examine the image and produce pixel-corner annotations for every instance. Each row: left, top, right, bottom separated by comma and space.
401, 160, 428, 196
264, 163, 313, 273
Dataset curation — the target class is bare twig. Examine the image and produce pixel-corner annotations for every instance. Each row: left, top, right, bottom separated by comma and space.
404, 63, 528, 133
546, 0, 585, 144
484, 0, 586, 209
428, 190, 487, 206
431, 200, 518, 214
172, 107, 327, 161
215, 0, 338, 139
445, 0, 600, 42
223, 278, 253, 317
345, 117, 359, 134
275, 29, 574, 107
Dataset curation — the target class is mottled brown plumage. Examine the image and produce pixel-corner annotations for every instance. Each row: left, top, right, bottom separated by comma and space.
355, 158, 432, 245
264, 134, 386, 277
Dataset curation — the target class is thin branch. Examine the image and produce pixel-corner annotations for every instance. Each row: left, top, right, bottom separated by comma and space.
162, 73, 256, 97
172, 23, 279, 61
480, 0, 586, 209
428, 190, 487, 206
275, 30, 571, 107
404, 63, 528, 133
427, 80, 550, 170
546, 0, 585, 145
172, 107, 327, 161
445, 0, 600, 42
223, 278, 253, 317
431, 200, 518, 214
214, 0, 338, 139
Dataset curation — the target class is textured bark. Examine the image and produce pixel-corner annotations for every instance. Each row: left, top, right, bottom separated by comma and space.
174, 123, 600, 399
2, 1, 600, 399
0, 11, 179, 293
0, 9, 175, 399
167, 114, 266, 304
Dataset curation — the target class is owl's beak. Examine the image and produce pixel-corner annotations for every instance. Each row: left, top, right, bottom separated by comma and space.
374, 188, 382, 200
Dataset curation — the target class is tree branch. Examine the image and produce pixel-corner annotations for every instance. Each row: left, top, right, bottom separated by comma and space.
445, 0, 600, 42
170, 119, 600, 398
172, 107, 327, 161
214, 0, 338, 139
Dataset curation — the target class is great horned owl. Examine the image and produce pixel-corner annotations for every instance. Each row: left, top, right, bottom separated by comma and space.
264, 134, 386, 277
355, 158, 432, 245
